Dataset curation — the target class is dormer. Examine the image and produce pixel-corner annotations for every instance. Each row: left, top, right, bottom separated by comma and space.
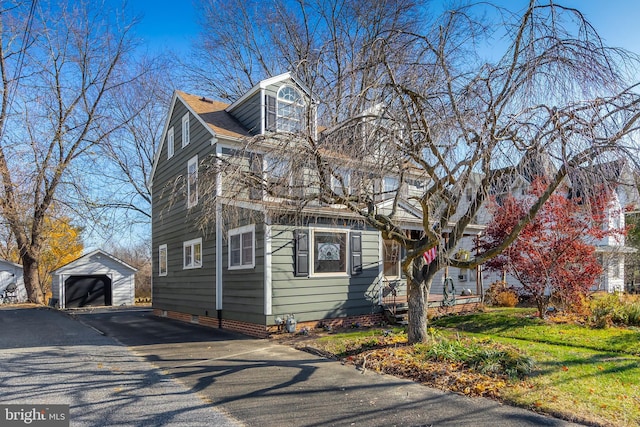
225, 72, 316, 136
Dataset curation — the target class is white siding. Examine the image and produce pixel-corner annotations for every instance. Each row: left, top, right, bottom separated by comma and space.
0, 259, 27, 302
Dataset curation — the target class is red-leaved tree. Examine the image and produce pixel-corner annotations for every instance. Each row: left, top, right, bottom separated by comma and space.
480, 178, 622, 317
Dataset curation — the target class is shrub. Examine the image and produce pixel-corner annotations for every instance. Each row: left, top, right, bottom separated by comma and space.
469, 346, 534, 378
423, 338, 472, 362
494, 290, 519, 307
417, 336, 533, 379
589, 293, 627, 328
485, 281, 515, 306
623, 301, 640, 326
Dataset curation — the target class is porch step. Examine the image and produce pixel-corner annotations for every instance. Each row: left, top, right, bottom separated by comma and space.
384, 305, 409, 326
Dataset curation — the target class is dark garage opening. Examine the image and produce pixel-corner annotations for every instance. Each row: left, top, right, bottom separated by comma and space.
64, 275, 112, 308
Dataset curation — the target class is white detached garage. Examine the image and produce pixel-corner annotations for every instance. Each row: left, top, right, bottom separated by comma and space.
52, 249, 137, 309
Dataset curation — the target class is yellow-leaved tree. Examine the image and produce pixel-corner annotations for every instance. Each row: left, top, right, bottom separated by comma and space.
38, 217, 84, 299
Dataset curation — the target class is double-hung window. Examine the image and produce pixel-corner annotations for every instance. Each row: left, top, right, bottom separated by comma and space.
187, 155, 198, 208
159, 244, 168, 276
181, 113, 190, 147
266, 156, 290, 198
384, 176, 399, 194
228, 224, 255, 269
167, 127, 174, 159
277, 85, 304, 132
183, 238, 202, 269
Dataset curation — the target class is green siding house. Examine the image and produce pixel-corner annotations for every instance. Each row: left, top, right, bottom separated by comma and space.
150, 73, 482, 337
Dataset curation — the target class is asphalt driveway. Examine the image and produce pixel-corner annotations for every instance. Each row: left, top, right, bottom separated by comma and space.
0, 306, 239, 426
70, 307, 583, 427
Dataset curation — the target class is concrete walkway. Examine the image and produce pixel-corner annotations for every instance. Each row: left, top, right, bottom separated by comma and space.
73, 307, 583, 427
0, 307, 240, 426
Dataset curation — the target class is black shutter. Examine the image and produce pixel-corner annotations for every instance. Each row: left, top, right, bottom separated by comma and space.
401, 245, 406, 278
351, 232, 362, 275
265, 95, 276, 131
294, 230, 309, 277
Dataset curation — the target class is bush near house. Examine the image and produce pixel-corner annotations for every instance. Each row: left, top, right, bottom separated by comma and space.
588, 292, 640, 327
484, 281, 519, 307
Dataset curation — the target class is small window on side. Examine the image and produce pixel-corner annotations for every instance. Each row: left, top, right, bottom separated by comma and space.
187, 155, 198, 208
183, 238, 202, 269
159, 244, 168, 276
228, 225, 255, 270
167, 127, 174, 159
182, 114, 190, 147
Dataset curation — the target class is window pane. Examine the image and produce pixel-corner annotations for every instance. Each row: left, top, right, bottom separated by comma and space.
185, 245, 192, 267
182, 115, 190, 146
384, 177, 398, 193
167, 128, 174, 158
194, 242, 202, 266
278, 86, 301, 102
331, 170, 350, 196
313, 232, 346, 273
242, 232, 253, 265
276, 86, 303, 132
188, 160, 198, 206
159, 247, 167, 275
230, 235, 241, 266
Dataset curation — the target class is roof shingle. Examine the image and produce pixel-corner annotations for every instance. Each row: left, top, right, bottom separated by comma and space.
176, 90, 251, 139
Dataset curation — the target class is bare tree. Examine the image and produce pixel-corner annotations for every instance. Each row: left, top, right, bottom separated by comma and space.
79, 56, 175, 243
0, 1, 139, 303
106, 242, 152, 299
193, 0, 640, 342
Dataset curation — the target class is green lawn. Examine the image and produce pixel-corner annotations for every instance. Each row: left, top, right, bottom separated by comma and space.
304, 308, 640, 426
431, 308, 640, 355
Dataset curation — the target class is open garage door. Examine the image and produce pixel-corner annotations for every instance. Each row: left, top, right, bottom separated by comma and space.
64, 275, 112, 308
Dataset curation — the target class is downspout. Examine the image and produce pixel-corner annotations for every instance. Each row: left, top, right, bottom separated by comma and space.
215, 143, 223, 327
264, 214, 272, 316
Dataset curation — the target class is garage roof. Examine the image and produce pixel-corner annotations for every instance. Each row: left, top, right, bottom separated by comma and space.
53, 249, 138, 274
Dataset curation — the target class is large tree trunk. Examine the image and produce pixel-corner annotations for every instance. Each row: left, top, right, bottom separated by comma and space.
21, 256, 45, 304
406, 275, 433, 343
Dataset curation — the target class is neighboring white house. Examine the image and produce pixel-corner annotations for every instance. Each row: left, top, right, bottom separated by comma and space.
479, 158, 638, 294
51, 249, 137, 309
0, 258, 28, 302
591, 172, 638, 293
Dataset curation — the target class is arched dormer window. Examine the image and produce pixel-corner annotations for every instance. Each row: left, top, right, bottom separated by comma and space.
276, 85, 304, 132
264, 84, 306, 133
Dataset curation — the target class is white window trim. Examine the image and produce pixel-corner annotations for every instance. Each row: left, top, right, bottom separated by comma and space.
181, 113, 190, 147
159, 244, 168, 276
167, 127, 174, 159
183, 238, 203, 269
228, 224, 256, 270
310, 227, 350, 278
187, 155, 198, 208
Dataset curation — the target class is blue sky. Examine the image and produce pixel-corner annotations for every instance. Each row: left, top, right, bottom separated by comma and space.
129, 1, 640, 56
129, 0, 198, 52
